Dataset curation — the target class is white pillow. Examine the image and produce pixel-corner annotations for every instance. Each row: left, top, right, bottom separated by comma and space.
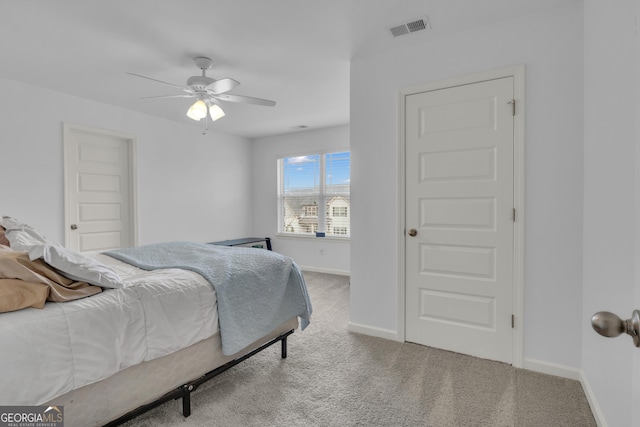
38, 244, 124, 289
0, 217, 123, 288
1, 216, 51, 250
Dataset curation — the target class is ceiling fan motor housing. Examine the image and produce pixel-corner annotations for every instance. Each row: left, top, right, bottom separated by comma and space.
187, 75, 216, 91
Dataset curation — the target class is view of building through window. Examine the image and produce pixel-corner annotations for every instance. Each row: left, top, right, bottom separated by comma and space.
277, 151, 350, 237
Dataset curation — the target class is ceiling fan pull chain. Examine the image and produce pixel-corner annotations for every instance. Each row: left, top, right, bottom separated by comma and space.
202, 114, 209, 135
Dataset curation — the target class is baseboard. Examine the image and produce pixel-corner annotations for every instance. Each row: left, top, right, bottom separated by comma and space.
347, 321, 401, 341
523, 358, 607, 427
522, 358, 582, 380
579, 370, 608, 427
299, 266, 350, 276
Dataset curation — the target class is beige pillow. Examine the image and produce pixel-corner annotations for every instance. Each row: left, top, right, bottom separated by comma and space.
0, 278, 49, 313
0, 247, 102, 303
0, 226, 8, 247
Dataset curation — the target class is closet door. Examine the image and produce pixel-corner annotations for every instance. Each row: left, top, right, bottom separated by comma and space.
405, 77, 515, 363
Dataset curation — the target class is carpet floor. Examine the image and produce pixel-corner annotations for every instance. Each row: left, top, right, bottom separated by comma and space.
123, 271, 596, 427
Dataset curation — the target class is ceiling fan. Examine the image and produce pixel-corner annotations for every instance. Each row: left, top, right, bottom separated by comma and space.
127, 57, 276, 133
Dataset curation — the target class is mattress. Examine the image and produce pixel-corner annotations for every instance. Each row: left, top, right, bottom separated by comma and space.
0, 254, 219, 405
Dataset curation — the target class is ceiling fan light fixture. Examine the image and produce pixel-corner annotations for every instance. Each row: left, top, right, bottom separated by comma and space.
186, 99, 208, 120
208, 103, 225, 122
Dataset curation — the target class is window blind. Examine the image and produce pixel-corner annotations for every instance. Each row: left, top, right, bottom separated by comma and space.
277, 151, 350, 237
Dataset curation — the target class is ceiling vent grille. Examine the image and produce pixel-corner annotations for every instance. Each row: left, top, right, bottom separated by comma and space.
387, 16, 431, 38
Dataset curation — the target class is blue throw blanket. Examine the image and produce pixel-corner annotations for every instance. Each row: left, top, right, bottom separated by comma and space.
105, 241, 312, 355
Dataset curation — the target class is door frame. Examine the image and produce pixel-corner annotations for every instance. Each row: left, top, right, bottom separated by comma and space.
62, 122, 139, 250
397, 65, 525, 367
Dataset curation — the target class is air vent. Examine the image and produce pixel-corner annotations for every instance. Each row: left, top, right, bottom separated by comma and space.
387, 16, 431, 38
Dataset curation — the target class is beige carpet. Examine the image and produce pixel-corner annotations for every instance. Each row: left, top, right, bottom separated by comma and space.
123, 271, 596, 427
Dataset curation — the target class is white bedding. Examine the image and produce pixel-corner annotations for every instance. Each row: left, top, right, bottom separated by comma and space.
0, 255, 218, 405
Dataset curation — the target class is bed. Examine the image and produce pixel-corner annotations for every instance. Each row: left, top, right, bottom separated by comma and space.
0, 217, 312, 426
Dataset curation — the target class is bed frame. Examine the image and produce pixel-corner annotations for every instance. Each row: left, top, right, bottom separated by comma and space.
106, 329, 294, 426
46, 317, 298, 427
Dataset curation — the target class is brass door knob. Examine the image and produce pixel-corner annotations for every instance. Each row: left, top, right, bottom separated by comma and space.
408, 228, 417, 237
70, 224, 78, 230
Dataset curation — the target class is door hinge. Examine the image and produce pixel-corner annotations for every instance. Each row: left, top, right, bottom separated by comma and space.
512, 314, 515, 328
512, 208, 516, 222
508, 99, 515, 116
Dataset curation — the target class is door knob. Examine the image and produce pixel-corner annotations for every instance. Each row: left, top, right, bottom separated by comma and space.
408, 228, 417, 237
591, 310, 640, 347
70, 224, 78, 230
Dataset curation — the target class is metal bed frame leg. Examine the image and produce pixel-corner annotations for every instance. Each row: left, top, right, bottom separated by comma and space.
281, 335, 288, 359
182, 385, 193, 417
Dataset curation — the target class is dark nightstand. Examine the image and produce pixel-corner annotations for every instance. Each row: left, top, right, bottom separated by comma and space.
208, 237, 272, 251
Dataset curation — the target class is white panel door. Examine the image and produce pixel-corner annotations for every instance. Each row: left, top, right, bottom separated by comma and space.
64, 124, 134, 253
405, 77, 514, 363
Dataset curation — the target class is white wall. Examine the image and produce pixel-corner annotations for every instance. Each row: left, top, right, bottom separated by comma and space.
582, 2, 640, 426
0, 76, 253, 244
350, 2, 585, 368
251, 125, 350, 274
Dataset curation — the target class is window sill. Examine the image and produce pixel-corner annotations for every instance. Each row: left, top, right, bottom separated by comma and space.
275, 233, 350, 243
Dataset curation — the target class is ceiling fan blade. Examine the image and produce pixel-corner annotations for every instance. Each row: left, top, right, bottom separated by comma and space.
206, 78, 240, 94
213, 93, 276, 107
125, 72, 185, 89
140, 94, 194, 100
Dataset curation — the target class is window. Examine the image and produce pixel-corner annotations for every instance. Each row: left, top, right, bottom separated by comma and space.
303, 205, 318, 217
333, 227, 348, 235
277, 151, 350, 237
332, 206, 348, 217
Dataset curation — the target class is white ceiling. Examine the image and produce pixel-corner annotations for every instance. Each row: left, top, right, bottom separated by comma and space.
0, 0, 569, 139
